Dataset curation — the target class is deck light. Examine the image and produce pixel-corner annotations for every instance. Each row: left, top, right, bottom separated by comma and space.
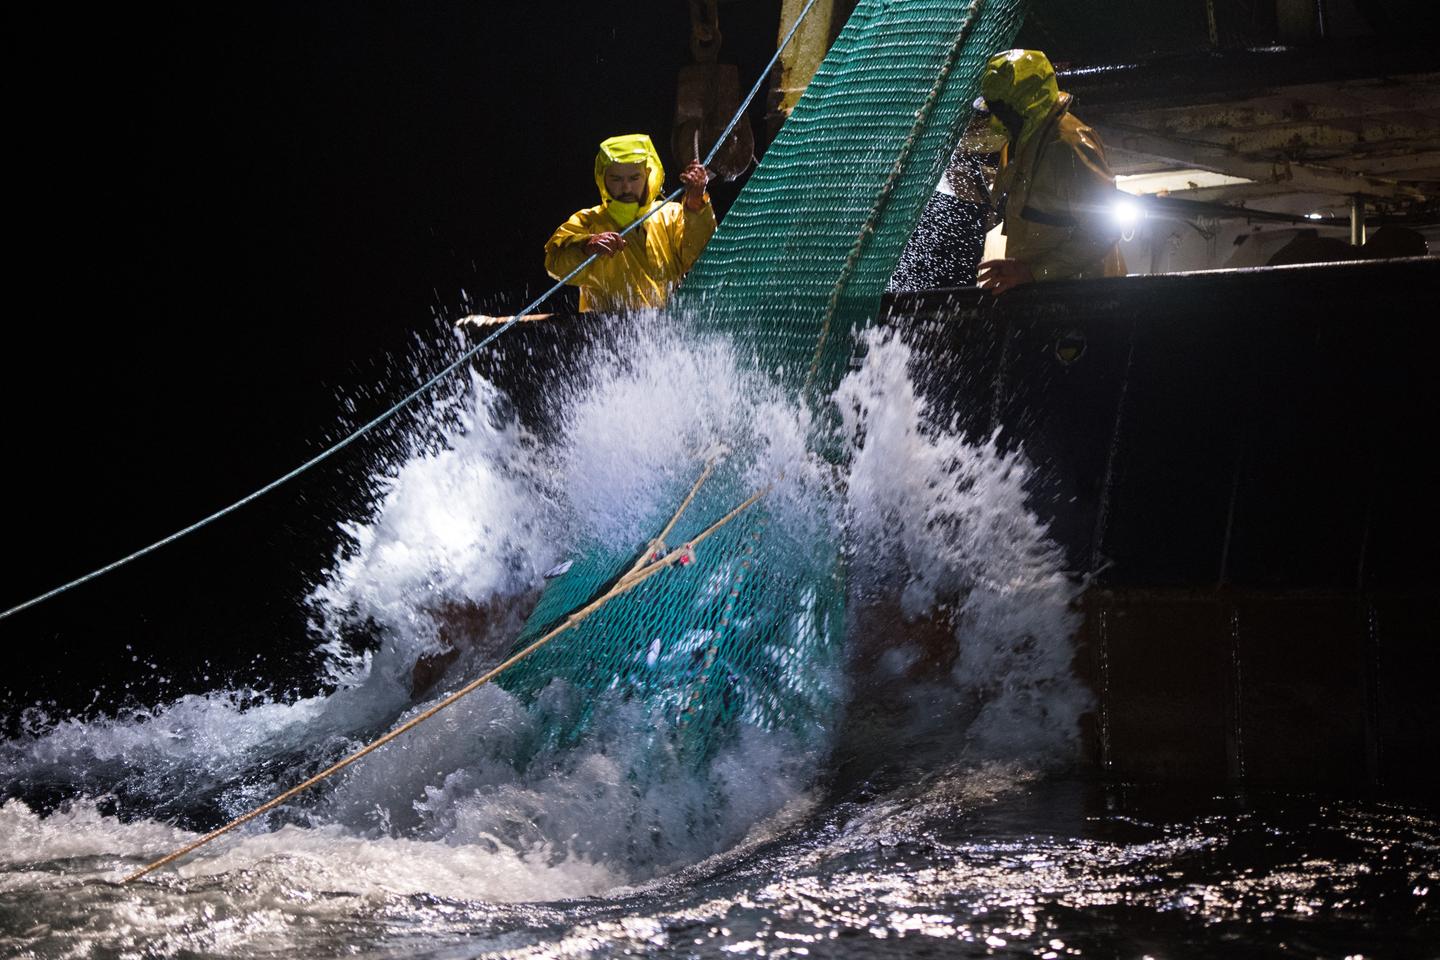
1112, 197, 1142, 230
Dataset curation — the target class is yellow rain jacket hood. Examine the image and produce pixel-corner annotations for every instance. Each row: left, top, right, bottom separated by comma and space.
980, 49, 1061, 148
544, 133, 717, 314
593, 133, 666, 226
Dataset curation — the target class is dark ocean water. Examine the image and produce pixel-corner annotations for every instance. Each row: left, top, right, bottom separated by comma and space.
4, 765, 1436, 959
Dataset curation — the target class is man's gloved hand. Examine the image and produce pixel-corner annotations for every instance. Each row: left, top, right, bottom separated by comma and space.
680, 160, 710, 211
977, 258, 1034, 295
584, 232, 627, 256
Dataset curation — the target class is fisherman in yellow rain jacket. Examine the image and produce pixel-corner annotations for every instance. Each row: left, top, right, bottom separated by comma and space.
545, 133, 716, 313
974, 50, 1125, 295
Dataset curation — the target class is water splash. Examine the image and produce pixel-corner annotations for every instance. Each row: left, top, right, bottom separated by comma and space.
839, 326, 1091, 762
0, 316, 1088, 951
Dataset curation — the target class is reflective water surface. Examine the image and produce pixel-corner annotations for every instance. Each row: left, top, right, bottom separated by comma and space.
4, 767, 1436, 958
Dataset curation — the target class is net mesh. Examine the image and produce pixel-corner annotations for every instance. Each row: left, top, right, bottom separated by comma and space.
499, 0, 1023, 764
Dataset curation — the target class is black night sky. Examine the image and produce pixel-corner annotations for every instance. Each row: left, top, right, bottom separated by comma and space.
3, 2, 787, 714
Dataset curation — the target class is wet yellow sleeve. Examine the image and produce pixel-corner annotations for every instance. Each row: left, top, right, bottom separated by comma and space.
678, 199, 717, 273
544, 211, 597, 282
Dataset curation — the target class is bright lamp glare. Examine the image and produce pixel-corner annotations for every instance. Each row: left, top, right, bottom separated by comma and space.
1112, 198, 1141, 230
1305, 212, 1323, 220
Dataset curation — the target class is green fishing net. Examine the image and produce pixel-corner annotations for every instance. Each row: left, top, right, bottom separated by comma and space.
499, 0, 1024, 763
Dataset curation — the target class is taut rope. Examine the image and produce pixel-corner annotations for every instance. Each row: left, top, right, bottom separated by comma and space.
122, 466, 768, 884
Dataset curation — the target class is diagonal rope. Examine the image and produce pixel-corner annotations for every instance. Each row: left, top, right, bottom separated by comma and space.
624, 456, 720, 579
120, 480, 769, 884
0, 0, 822, 624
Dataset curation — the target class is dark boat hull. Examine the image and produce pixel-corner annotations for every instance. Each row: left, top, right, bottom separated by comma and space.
882, 256, 1438, 793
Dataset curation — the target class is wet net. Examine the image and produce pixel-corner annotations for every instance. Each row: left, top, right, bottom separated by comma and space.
499, 0, 1023, 764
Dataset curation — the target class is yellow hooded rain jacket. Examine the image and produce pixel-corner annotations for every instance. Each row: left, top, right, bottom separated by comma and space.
544, 134, 717, 313
981, 50, 1125, 282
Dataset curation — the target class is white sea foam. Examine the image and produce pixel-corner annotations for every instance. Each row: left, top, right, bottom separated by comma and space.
838, 327, 1090, 761
308, 370, 561, 692
549, 312, 835, 548
1, 316, 1087, 959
